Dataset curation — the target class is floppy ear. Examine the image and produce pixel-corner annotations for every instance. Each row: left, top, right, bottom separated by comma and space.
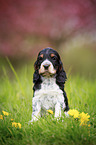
33, 60, 40, 84
56, 60, 67, 90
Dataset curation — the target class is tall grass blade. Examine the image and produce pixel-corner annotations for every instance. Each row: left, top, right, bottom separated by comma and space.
6, 56, 25, 96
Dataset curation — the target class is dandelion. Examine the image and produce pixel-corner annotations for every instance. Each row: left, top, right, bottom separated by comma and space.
88, 124, 91, 127
68, 109, 90, 126
68, 109, 79, 118
11, 119, 14, 121
79, 112, 90, 126
47, 110, 53, 114
0, 115, 3, 120
2, 111, 9, 116
12, 122, 17, 127
12, 122, 21, 129
17, 123, 21, 129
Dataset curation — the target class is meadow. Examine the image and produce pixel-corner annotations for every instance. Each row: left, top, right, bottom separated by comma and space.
0, 59, 96, 145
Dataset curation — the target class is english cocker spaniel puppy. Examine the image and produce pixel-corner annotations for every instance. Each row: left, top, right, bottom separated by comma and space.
31, 47, 69, 122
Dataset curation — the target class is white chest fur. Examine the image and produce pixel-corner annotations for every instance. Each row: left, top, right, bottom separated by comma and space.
33, 77, 65, 110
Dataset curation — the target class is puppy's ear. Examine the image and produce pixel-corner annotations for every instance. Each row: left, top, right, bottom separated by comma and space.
33, 61, 40, 83
56, 60, 67, 87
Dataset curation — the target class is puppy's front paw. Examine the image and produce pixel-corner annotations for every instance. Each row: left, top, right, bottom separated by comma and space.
31, 118, 38, 122
29, 117, 38, 124
64, 111, 69, 117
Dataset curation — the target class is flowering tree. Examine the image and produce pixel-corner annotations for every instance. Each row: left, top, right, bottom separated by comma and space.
0, 0, 96, 57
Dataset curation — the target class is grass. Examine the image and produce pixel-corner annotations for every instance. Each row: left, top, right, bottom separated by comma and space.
0, 60, 96, 145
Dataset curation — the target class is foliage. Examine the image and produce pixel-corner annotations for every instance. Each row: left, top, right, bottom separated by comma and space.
0, 62, 96, 145
0, 0, 96, 57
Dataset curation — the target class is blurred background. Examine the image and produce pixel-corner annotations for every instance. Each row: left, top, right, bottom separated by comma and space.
0, 0, 96, 77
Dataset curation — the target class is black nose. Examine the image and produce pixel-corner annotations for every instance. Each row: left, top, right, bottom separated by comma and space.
43, 64, 50, 70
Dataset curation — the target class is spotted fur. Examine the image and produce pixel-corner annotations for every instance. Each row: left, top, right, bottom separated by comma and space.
30, 48, 69, 122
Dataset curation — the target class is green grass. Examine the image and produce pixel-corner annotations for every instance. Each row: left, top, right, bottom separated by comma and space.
0, 61, 96, 145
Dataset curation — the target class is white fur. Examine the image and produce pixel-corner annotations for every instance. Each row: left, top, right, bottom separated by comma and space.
31, 77, 66, 122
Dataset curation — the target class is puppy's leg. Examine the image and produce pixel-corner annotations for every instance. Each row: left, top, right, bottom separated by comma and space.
30, 99, 41, 122
54, 102, 61, 118
64, 111, 69, 117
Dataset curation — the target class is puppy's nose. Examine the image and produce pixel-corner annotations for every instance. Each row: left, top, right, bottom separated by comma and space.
43, 64, 50, 70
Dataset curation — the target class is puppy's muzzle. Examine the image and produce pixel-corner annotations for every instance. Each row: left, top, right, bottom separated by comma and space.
39, 59, 56, 75
43, 64, 50, 70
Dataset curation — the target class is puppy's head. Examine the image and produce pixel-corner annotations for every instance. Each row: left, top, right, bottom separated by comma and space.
33, 48, 67, 85
35, 48, 62, 76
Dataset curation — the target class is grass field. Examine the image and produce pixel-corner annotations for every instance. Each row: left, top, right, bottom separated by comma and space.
0, 60, 96, 145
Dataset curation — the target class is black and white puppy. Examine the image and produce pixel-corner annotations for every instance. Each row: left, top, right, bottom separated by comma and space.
31, 47, 69, 122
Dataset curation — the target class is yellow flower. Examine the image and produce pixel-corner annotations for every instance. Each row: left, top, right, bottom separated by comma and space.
79, 122, 87, 126
12, 122, 17, 127
88, 124, 91, 127
11, 119, 14, 121
47, 110, 53, 114
79, 112, 90, 126
68, 109, 79, 118
0, 115, 3, 120
12, 122, 21, 129
2, 111, 9, 116
17, 123, 21, 129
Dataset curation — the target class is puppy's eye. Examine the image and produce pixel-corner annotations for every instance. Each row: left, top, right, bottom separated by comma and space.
39, 57, 43, 60
51, 56, 56, 60
39, 54, 43, 60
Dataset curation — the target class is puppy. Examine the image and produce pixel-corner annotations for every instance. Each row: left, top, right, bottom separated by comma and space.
31, 47, 69, 122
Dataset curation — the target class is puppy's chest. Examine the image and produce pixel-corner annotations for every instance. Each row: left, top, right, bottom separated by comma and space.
34, 77, 64, 109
